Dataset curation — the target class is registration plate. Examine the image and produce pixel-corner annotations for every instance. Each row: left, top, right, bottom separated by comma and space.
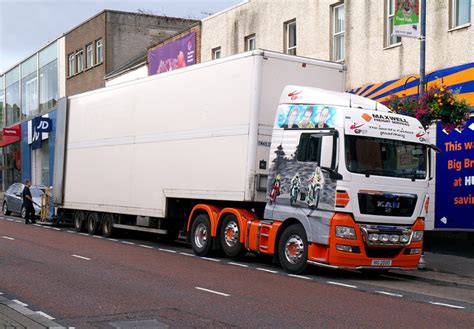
371, 260, 392, 267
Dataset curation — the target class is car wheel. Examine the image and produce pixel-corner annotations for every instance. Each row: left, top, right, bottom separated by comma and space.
3, 201, 11, 216
190, 214, 213, 257
220, 214, 245, 257
278, 223, 308, 274
73, 211, 85, 232
101, 213, 114, 238
87, 212, 100, 235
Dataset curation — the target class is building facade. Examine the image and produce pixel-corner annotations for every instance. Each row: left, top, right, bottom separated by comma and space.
65, 10, 198, 96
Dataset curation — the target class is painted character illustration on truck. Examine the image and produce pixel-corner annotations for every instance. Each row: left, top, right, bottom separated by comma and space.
269, 174, 281, 204
290, 173, 301, 206
298, 107, 315, 129
307, 166, 324, 209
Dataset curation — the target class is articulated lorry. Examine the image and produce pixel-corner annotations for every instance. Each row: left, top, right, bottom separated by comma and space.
54, 50, 432, 273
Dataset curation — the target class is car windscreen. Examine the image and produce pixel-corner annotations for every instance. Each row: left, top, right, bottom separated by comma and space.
345, 135, 427, 179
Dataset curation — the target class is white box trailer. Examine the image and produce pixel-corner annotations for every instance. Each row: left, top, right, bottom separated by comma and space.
58, 50, 345, 226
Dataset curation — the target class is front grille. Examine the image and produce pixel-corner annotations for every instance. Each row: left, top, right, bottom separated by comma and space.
365, 247, 403, 259
358, 192, 417, 217
360, 224, 412, 247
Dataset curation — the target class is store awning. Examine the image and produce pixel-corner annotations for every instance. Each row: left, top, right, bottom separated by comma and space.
0, 124, 21, 147
348, 62, 474, 106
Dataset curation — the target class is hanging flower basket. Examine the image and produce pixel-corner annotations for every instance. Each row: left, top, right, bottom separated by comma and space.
383, 85, 470, 131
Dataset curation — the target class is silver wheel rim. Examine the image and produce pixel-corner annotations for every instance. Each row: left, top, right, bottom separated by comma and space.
194, 223, 208, 249
75, 217, 81, 229
284, 235, 305, 264
3, 203, 7, 214
224, 221, 239, 247
21, 207, 26, 218
89, 219, 95, 232
104, 219, 110, 235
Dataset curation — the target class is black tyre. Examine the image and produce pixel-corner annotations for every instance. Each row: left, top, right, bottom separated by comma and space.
220, 214, 245, 257
87, 212, 100, 235
74, 211, 85, 232
190, 214, 213, 257
278, 223, 308, 274
101, 213, 114, 238
3, 201, 11, 216
21, 206, 27, 219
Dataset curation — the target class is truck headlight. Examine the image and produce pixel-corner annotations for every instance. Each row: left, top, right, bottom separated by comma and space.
412, 231, 423, 241
335, 226, 356, 239
400, 235, 410, 243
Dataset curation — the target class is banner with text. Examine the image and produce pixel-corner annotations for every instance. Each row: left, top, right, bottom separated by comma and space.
435, 118, 474, 229
148, 32, 196, 76
394, 0, 420, 38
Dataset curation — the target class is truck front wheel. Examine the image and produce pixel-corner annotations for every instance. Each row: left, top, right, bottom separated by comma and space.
278, 224, 308, 274
220, 214, 245, 257
190, 214, 212, 256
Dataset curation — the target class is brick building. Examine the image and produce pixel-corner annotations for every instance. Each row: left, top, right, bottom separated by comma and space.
65, 10, 197, 95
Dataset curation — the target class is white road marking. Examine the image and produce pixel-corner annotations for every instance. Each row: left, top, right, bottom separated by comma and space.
159, 248, 177, 253
2, 236, 15, 240
12, 299, 28, 307
79, 233, 88, 236
429, 301, 465, 309
6, 218, 13, 221
376, 291, 403, 298
53, 228, 61, 231
195, 287, 230, 297
36, 311, 55, 320
327, 281, 357, 289
92, 235, 103, 238
107, 238, 118, 241
121, 241, 135, 245
71, 254, 91, 261
0, 292, 3, 295
179, 252, 195, 256
34, 224, 42, 227
228, 262, 249, 268
288, 274, 311, 280
202, 257, 220, 262
256, 268, 278, 274
66, 230, 75, 233
14, 220, 22, 223
139, 244, 154, 249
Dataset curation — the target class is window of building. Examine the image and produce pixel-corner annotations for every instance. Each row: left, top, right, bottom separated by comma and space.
68, 53, 75, 76
86, 43, 94, 69
450, 0, 471, 28
212, 47, 221, 60
385, 0, 402, 47
284, 19, 297, 55
5, 67, 20, 126
332, 3, 345, 62
96, 39, 103, 64
39, 42, 58, 112
76, 50, 84, 73
245, 34, 256, 51
0, 75, 5, 129
21, 55, 38, 119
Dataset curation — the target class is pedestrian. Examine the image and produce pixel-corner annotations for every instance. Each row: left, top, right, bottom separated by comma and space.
22, 180, 35, 224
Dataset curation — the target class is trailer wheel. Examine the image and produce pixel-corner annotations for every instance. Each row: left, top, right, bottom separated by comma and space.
190, 214, 212, 256
278, 223, 308, 274
102, 213, 114, 238
220, 214, 245, 257
73, 211, 85, 232
87, 212, 100, 235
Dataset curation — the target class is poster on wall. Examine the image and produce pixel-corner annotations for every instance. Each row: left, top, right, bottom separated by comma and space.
435, 118, 474, 229
147, 32, 196, 76
393, 0, 420, 38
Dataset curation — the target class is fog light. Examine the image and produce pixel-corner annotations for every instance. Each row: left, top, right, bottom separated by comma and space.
405, 248, 422, 255
368, 234, 379, 241
336, 244, 360, 253
400, 235, 410, 243
389, 234, 399, 243
380, 234, 389, 242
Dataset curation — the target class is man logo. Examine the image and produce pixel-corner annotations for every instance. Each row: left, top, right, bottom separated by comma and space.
362, 113, 373, 122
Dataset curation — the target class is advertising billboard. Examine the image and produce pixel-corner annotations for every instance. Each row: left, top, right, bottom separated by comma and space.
393, 0, 420, 38
148, 32, 196, 76
435, 118, 474, 229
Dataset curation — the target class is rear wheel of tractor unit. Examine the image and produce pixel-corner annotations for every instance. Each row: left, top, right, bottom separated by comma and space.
87, 212, 100, 235
101, 213, 114, 238
220, 214, 245, 257
190, 214, 213, 257
278, 223, 308, 274
73, 211, 85, 232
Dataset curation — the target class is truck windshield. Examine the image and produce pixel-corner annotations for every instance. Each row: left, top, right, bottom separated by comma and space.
345, 135, 427, 179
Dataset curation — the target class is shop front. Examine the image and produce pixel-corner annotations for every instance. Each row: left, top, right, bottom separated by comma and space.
0, 124, 22, 190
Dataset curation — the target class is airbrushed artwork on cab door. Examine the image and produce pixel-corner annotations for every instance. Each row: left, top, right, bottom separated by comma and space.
268, 105, 337, 212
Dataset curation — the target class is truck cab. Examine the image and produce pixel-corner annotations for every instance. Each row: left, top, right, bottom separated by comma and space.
265, 86, 429, 272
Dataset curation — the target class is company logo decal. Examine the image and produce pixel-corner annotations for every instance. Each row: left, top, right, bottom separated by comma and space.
288, 90, 302, 100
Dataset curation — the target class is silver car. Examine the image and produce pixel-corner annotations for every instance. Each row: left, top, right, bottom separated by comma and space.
3, 183, 44, 219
